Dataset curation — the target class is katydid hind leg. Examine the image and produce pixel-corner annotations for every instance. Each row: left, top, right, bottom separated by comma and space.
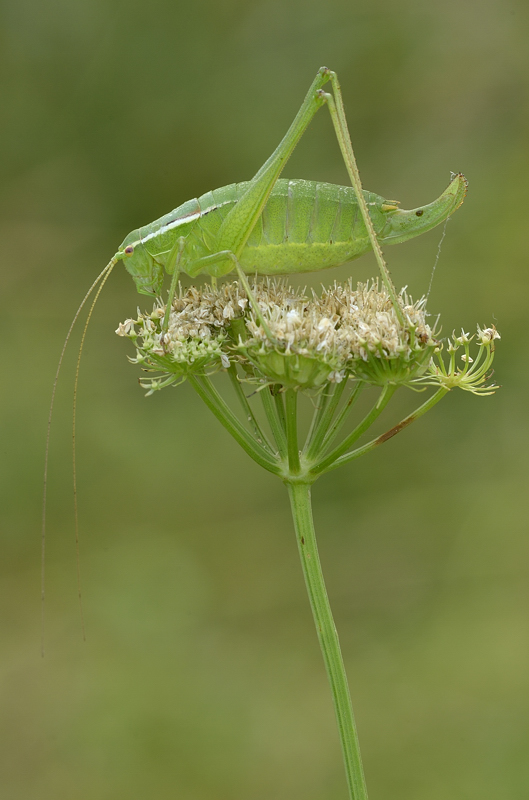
214, 68, 332, 261
183, 68, 385, 341
317, 74, 402, 317
178, 69, 336, 337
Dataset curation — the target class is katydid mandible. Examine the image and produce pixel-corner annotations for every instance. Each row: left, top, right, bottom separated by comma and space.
105, 67, 466, 332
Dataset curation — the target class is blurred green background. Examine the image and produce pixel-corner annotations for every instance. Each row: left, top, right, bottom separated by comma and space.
1, 0, 528, 797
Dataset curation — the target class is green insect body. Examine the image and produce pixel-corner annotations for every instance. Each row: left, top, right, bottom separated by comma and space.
118, 174, 467, 297
98, 67, 467, 333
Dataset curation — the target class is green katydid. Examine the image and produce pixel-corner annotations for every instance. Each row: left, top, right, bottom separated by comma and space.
103, 67, 466, 333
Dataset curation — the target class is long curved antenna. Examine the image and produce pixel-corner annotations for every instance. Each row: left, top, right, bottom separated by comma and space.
41, 257, 117, 656
71, 264, 115, 642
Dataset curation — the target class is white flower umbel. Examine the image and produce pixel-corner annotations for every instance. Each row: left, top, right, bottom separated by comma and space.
235, 279, 437, 389
118, 279, 439, 392
115, 288, 230, 393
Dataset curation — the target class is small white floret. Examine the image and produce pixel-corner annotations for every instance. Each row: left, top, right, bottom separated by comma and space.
115, 319, 136, 337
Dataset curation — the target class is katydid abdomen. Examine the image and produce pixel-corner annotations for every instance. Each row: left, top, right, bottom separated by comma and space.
119, 173, 467, 295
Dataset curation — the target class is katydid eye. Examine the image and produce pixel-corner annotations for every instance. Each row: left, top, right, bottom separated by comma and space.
125, 245, 134, 255
415, 209, 424, 217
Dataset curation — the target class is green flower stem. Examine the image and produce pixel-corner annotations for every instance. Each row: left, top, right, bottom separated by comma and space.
227, 365, 273, 453
304, 378, 348, 461
287, 482, 368, 800
311, 384, 397, 475
305, 382, 333, 449
285, 389, 301, 474
188, 376, 280, 475
321, 382, 364, 452
273, 389, 288, 434
305, 380, 360, 461
260, 386, 288, 459
320, 387, 449, 474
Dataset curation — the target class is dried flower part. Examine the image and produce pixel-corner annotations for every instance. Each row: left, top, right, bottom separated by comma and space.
477, 325, 501, 346
117, 279, 439, 392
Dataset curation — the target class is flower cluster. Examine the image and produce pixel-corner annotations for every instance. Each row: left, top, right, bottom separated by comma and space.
115, 285, 231, 393
116, 279, 497, 395
417, 326, 501, 395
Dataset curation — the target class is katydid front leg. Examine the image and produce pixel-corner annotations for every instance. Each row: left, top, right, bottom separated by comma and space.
160, 240, 276, 340
213, 67, 332, 265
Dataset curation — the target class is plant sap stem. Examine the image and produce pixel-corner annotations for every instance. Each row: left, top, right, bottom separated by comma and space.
304, 378, 349, 461
184, 363, 455, 800
287, 482, 368, 800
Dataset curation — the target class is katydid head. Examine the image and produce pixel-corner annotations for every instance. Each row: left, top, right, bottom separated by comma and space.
117, 230, 164, 296
377, 173, 468, 245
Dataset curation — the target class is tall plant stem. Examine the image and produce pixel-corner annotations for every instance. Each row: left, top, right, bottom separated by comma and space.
287, 482, 368, 800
